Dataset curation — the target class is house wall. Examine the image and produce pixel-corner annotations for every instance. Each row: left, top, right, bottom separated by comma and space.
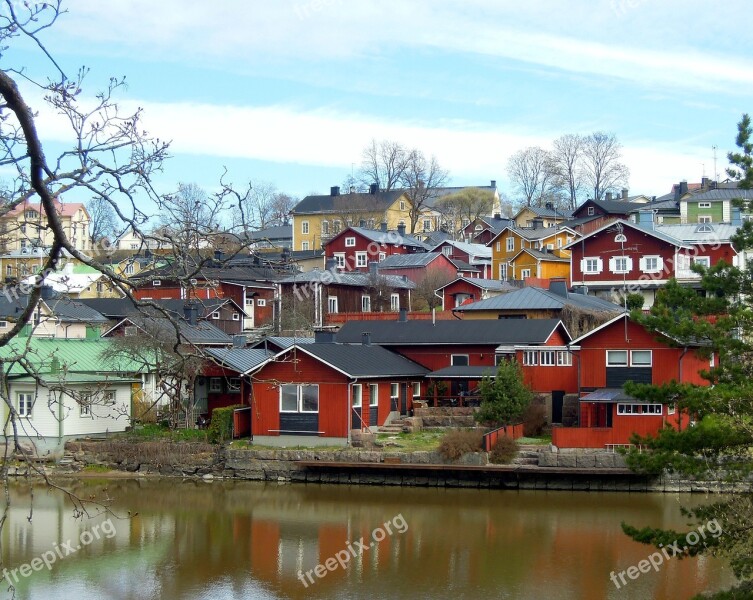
441, 280, 488, 310
491, 229, 574, 281
324, 229, 413, 273
385, 345, 497, 371
378, 256, 457, 285
508, 255, 570, 281
687, 201, 724, 223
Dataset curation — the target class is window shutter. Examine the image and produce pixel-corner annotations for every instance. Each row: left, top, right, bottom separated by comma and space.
655, 257, 664, 271
625, 257, 634, 272
639, 257, 647, 271
580, 258, 587, 271
596, 258, 603, 273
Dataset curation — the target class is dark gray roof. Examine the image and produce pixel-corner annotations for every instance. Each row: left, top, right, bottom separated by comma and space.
378, 252, 443, 269
514, 248, 569, 262
106, 316, 233, 346
426, 366, 498, 378
249, 336, 315, 351
79, 297, 243, 320
204, 347, 272, 374
581, 388, 636, 403
422, 231, 453, 247
45, 298, 109, 323
518, 206, 574, 219
479, 216, 515, 231
686, 189, 752, 201
292, 190, 405, 214
575, 199, 635, 216
336, 318, 567, 345
455, 286, 623, 314
135, 257, 284, 284
493, 225, 577, 242
278, 270, 415, 289
345, 227, 430, 250
244, 225, 292, 241
436, 277, 516, 292
448, 258, 479, 272
293, 342, 428, 378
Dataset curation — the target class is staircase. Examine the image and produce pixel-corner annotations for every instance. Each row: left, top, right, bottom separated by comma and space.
377, 417, 411, 434
512, 445, 543, 466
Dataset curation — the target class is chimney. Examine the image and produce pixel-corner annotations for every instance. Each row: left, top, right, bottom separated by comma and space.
314, 330, 336, 343
548, 279, 568, 298
330, 186, 340, 196
701, 176, 710, 190
369, 183, 378, 195
50, 356, 60, 374
232, 334, 246, 348
679, 181, 688, 196
398, 308, 408, 322
368, 261, 378, 276
359, 219, 366, 228
380, 221, 387, 233
183, 303, 198, 326
621, 188, 629, 200
637, 210, 654, 226
214, 249, 224, 262
731, 206, 742, 227
493, 212, 501, 219
545, 202, 554, 210
531, 218, 543, 230
361, 332, 371, 346
490, 180, 497, 188
605, 192, 613, 202
397, 223, 406, 237
325, 257, 337, 271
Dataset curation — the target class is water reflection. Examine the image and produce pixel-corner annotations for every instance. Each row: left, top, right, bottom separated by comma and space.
0, 479, 735, 599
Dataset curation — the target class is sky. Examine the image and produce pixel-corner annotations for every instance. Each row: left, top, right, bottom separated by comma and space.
7, 0, 753, 214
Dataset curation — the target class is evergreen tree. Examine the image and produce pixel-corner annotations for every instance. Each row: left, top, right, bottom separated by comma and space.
474, 360, 533, 429
622, 114, 753, 598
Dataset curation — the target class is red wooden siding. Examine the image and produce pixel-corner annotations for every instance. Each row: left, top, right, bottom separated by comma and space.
389, 345, 496, 371
324, 228, 414, 273
483, 423, 524, 451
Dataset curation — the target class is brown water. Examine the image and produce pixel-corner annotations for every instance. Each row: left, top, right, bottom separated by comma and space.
0, 479, 736, 599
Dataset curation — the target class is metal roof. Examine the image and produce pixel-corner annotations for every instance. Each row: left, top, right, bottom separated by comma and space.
512, 248, 569, 262
426, 366, 497, 379
249, 336, 316, 351
345, 227, 430, 249
292, 190, 406, 214
278, 270, 415, 289
653, 223, 739, 243
336, 318, 567, 345
45, 297, 109, 323
291, 343, 429, 378
455, 286, 623, 313
105, 316, 233, 346
244, 225, 292, 241
377, 252, 443, 269
581, 388, 637, 403
431, 240, 491, 259
79, 297, 244, 320
436, 277, 515, 293
204, 347, 272, 374
562, 219, 691, 250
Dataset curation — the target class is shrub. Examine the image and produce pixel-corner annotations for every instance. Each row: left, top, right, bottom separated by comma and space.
522, 398, 547, 437
208, 405, 243, 443
489, 436, 517, 464
438, 429, 484, 460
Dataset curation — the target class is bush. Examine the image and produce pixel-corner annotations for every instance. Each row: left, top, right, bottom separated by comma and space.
522, 398, 547, 437
489, 436, 517, 464
208, 405, 243, 443
438, 429, 484, 460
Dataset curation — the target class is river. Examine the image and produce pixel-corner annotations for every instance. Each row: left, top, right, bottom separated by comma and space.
0, 479, 735, 599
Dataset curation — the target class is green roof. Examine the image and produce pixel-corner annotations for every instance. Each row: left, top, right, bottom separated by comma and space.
0, 338, 146, 376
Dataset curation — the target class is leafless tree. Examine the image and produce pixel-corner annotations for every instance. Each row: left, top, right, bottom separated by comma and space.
401, 150, 449, 233
434, 188, 496, 237
581, 132, 630, 202
358, 139, 409, 191
86, 197, 117, 245
506, 147, 558, 207
550, 134, 585, 210
413, 270, 453, 311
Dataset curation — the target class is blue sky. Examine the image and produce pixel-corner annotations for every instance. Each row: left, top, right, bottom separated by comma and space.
9, 0, 753, 214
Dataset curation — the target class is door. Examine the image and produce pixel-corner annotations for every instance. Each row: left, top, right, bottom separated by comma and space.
400, 383, 408, 415
552, 390, 565, 424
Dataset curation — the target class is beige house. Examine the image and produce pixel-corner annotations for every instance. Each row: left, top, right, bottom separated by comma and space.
0, 201, 90, 253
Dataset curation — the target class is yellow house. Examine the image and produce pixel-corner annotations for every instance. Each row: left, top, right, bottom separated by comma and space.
0, 201, 90, 253
508, 248, 570, 281
488, 225, 578, 281
290, 186, 413, 251
512, 204, 573, 229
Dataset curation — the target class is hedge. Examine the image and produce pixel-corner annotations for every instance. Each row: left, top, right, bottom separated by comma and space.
208, 405, 243, 443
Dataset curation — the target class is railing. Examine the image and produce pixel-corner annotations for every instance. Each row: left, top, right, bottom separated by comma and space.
414, 395, 482, 408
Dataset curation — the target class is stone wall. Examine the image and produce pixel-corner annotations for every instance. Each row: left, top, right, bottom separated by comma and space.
413, 407, 477, 428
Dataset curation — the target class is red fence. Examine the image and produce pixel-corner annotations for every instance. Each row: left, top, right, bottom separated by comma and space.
483, 423, 524, 451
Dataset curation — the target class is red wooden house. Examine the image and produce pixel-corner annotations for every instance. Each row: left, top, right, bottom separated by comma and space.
565, 219, 737, 308
376, 252, 465, 284
463, 215, 513, 245
430, 240, 492, 279
323, 225, 429, 273
435, 277, 515, 310
206, 331, 427, 444
570, 198, 634, 235
552, 314, 710, 449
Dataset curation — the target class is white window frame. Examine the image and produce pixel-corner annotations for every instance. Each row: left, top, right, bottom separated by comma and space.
355, 252, 368, 268
321, 220, 329, 235
352, 384, 362, 408
499, 263, 507, 281
232, 313, 240, 321
630, 350, 652, 367
209, 378, 222, 393
125, 263, 135, 276
412, 382, 421, 400
257, 299, 266, 307
442, 246, 452, 256
451, 354, 469, 366
698, 215, 712, 223
423, 219, 431, 231
361, 295, 371, 312
523, 350, 538, 366
581, 257, 603, 274
17, 392, 33, 417
211, 311, 220, 320
617, 403, 663, 416
0, 321, 6, 328
587, 206, 595, 216
390, 293, 400, 311
378, 252, 386, 262
520, 269, 531, 279
153, 280, 161, 287
609, 256, 633, 274
606, 350, 629, 367
496, 241, 501, 252
369, 383, 379, 407
698, 202, 712, 209
556, 351, 572, 366
400, 200, 406, 211
328, 296, 338, 313
334, 253, 346, 268
280, 384, 319, 413
640, 256, 663, 273
506, 237, 514, 252
227, 378, 241, 393
301, 221, 309, 234
80, 394, 91, 416
390, 383, 399, 404
693, 256, 711, 268
345, 237, 356, 247
540, 350, 555, 366
668, 403, 677, 415
301, 241, 310, 251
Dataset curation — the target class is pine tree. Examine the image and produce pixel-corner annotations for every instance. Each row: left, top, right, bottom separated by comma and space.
474, 360, 533, 429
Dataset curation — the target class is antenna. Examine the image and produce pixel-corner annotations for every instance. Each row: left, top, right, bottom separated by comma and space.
712, 145, 718, 182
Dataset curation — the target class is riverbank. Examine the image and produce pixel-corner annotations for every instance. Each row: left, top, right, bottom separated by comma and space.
29, 439, 741, 493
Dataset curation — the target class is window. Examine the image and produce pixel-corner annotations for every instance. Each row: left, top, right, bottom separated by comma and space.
333, 220, 341, 233
102, 391, 116, 405
356, 252, 367, 267
257, 299, 266, 307
698, 215, 712, 223
352, 384, 362, 408
334, 253, 346, 268
368, 219, 375, 229
587, 206, 595, 216
630, 350, 652, 366
581, 257, 603, 274
693, 257, 711, 268
328, 296, 338, 313
412, 382, 421, 400
0, 321, 6, 328
618, 403, 662, 415
400, 201, 406, 211
539, 350, 555, 366
506, 237, 514, 252
606, 350, 628, 366
556, 238, 563, 249
451, 354, 469, 366
17, 392, 33, 417
125, 264, 135, 276
280, 384, 319, 413
345, 237, 356, 247
442, 246, 452, 256
301, 221, 309, 234
609, 256, 633, 273
640, 256, 663, 273
546, 243, 554, 250
390, 383, 399, 404
301, 241, 310, 251
369, 383, 379, 407
321, 221, 330, 235
499, 263, 508, 281
423, 219, 431, 231
556, 351, 572, 366
4, 265, 10, 277
130, 243, 138, 250
378, 252, 386, 262
523, 350, 538, 365
211, 311, 220, 320
96, 281, 104, 293
698, 202, 712, 208
496, 241, 501, 252
361, 295, 371, 312
24, 210, 36, 219
390, 293, 400, 311
20, 224, 26, 234
668, 403, 677, 415
124, 326, 137, 337
80, 395, 91, 416
153, 280, 161, 287
209, 378, 222, 393
520, 269, 531, 279
232, 313, 240, 321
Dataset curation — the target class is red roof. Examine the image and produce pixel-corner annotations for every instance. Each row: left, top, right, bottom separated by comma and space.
5, 201, 86, 217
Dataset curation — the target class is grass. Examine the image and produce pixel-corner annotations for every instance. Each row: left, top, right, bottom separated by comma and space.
82, 464, 112, 473
376, 431, 444, 452
120, 424, 211, 443
517, 435, 552, 445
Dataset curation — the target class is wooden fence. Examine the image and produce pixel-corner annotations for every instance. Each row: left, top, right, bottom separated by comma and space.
483, 423, 524, 451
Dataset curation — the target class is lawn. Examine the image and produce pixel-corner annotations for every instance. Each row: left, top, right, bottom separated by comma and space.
119, 424, 212, 443
376, 430, 445, 452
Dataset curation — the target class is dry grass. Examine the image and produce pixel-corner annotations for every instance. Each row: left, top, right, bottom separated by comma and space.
438, 429, 484, 460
